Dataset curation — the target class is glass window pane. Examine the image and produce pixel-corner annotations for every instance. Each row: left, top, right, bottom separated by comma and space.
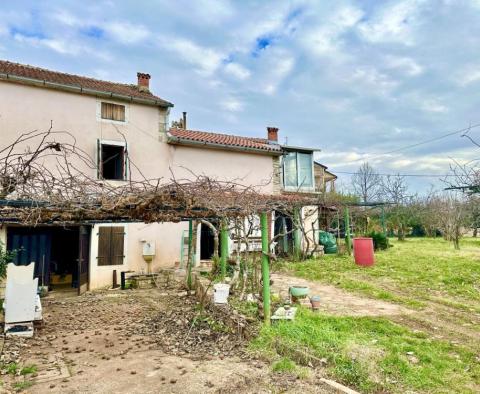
298, 153, 313, 188
284, 152, 297, 187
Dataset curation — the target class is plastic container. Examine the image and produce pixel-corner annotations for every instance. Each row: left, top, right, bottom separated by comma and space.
289, 286, 309, 297
213, 283, 230, 304
353, 237, 375, 266
318, 231, 338, 254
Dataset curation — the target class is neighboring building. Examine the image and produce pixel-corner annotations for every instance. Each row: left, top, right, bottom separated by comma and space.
0, 60, 334, 292
314, 162, 337, 193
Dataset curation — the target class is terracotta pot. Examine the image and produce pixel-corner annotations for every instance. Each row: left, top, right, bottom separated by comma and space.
310, 295, 321, 310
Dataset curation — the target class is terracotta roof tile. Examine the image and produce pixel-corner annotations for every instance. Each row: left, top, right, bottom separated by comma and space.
0, 60, 172, 107
168, 128, 282, 154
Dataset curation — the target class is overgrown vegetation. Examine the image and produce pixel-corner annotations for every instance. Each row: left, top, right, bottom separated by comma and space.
0, 241, 15, 279
251, 308, 480, 393
277, 238, 480, 308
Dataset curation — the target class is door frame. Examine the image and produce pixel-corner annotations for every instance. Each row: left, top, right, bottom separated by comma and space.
78, 225, 91, 295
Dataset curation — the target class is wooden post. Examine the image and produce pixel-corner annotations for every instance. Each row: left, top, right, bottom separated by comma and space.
293, 208, 301, 260
344, 207, 352, 256
381, 206, 387, 236
260, 212, 271, 325
187, 219, 193, 289
220, 219, 228, 279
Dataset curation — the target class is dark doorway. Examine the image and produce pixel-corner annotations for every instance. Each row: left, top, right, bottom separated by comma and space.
274, 211, 293, 256
200, 223, 215, 260
7, 226, 87, 291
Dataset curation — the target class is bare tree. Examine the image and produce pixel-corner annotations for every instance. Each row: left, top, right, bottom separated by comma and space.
380, 174, 410, 240
351, 162, 381, 203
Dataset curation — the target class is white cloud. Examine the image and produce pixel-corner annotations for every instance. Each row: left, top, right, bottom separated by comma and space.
160, 37, 224, 76
104, 22, 150, 45
13, 33, 111, 60
262, 55, 294, 95
358, 0, 423, 45
455, 64, 480, 86
421, 99, 449, 113
224, 62, 251, 80
52, 11, 149, 45
384, 55, 423, 76
221, 97, 244, 112
349, 67, 399, 95
303, 5, 363, 57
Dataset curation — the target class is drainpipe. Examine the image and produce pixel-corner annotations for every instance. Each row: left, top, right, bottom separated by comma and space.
260, 212, 271, 325
220, 219, 229, 279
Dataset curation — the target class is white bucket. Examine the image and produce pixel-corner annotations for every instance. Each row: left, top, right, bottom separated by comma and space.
213, 283, 230, 304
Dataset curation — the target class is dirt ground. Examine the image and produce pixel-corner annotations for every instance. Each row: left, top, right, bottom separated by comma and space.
271, 273, 409, 317
271, 272, 480, 352
1, 288, 335, 394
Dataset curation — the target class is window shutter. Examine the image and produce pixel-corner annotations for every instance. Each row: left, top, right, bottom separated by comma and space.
111, 226, 125, 265
97, 227, 111, 266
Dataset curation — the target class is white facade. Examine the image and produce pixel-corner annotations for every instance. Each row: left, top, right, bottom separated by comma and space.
0, 78, 276, 290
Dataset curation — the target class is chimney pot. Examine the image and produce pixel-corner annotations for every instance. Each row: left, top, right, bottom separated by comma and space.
137, 72, 151, 92
267, 127, 279, 142
182, 112, 187, 129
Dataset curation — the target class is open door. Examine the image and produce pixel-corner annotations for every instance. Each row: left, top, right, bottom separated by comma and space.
78, 225, 91, 295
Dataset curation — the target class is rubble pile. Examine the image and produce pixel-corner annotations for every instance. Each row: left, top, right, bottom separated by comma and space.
132, 293, 254, 359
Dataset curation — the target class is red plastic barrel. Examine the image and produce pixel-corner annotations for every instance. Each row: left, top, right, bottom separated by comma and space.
353, 237, 375, 266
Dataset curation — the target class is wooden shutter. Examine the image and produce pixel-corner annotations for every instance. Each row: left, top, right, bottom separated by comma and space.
111, 227, 125, 265
97, 227, 111, 266
97, 226, 125, 266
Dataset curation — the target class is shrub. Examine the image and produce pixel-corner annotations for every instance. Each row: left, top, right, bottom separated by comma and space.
367, 231, 389, 251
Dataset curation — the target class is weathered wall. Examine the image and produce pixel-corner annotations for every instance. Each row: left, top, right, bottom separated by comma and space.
0, 81, 277, 289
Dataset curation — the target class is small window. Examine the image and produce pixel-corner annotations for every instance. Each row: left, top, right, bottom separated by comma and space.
98, 143, 126, 181
101, 102, 125, 122
97, 226, 125, 266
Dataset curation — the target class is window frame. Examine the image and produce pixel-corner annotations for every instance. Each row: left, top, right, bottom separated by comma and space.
282, 150, 315, 192
97, 139, 129, 181
97, 100, 129, 124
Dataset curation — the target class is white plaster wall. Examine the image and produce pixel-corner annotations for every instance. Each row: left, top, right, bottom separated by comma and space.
0, 81, 278, 289
89, 222, 188, 289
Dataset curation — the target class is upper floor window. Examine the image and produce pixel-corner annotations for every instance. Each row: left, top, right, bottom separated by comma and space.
97, 140, 128, 181
283, 151, 314, 191
101, 102, 126, 122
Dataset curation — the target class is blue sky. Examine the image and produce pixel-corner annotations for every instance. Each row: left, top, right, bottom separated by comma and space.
2, 0, 480, 193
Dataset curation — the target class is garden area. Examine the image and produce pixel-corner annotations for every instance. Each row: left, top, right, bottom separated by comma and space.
254, 237, 480, 393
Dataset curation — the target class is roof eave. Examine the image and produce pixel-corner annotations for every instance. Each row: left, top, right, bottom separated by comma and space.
0, 73, 174, 108
281, 144, 321, 152
167, 134, 282, 156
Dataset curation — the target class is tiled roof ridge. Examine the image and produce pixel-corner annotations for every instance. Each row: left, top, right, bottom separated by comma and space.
168, 127, 282, 153
0, 60, 136, 88
0, 59, 172, 106
170, 127, 270, 143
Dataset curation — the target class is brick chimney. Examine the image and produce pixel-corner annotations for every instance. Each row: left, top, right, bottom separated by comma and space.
137, 72, 151, 92
267, 127, 279, 142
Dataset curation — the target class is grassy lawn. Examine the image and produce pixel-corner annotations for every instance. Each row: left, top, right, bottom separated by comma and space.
254, 237, 480, 392
276, 237, 480, 310
251, 308, 480, 393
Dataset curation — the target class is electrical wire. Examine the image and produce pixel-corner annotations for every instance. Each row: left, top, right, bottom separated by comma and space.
340, 122, 480, 165
334, 171, 457, 178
